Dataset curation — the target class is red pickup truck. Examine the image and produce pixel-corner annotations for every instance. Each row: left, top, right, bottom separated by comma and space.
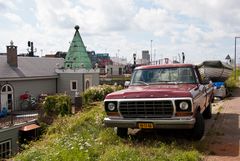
104, 64, 214, 140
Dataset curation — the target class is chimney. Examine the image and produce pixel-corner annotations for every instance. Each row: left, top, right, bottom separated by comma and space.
7, 40, 18, 67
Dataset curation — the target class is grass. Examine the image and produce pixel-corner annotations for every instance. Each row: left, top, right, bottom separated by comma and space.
14, 102, 204, 161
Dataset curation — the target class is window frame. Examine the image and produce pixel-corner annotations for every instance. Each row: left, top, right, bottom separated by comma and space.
0, 139, 12, 159
70, 80, 78, 91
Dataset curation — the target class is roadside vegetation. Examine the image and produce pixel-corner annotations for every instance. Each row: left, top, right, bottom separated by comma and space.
82, 84, 123, 104
15, 85, 204, 161
225, 68, 240, 91
15, 102, 203, 161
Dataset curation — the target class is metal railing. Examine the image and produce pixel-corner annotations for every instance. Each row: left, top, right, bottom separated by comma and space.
0, 111, 39, 129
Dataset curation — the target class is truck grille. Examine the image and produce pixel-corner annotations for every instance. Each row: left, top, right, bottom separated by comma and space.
119, 100, 174, 118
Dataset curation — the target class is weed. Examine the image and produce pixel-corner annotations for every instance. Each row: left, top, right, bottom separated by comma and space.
15, 102, 203, 161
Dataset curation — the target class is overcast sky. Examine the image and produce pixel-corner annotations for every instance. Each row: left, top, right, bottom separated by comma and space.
0, 0, 240, 64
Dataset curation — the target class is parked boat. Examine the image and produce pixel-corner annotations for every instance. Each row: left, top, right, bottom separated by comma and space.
198, 60, 233, 82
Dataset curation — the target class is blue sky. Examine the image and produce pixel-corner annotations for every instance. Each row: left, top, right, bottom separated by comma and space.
0, 0, 240, 64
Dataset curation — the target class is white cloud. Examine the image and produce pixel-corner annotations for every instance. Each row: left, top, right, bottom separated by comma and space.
3, 12, 23, 24
32, 0, 138, 57
0, 0, 17, 11
134, 8, 177, 36
0, 0, 239, 64
151, 0, 240, 35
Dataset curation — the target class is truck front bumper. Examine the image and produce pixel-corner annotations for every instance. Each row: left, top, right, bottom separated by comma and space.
104, 117, 196, 129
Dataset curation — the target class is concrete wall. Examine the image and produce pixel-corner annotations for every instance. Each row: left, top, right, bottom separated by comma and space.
58, 73, 84, 99
0, 78, 57, 110
0, 126, 19, 156
88, 73, 100, 86
106, 65, 124, 76
58, 73, 100, 102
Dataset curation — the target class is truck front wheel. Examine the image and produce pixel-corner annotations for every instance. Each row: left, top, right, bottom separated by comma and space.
203, 102, 212, 119
117, 127, 128, 138
191, 112, 205, 140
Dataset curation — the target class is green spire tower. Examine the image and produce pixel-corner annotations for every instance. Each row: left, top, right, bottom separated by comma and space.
64, 25, 92, 69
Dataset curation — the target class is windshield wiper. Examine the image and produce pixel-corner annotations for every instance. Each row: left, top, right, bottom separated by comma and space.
134, 81, 149, 85
166, 81, 179, 84
151, 81, 179, 84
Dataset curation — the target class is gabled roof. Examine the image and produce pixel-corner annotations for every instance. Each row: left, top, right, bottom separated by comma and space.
64, 25, 92, 69
0, 56, 64, 80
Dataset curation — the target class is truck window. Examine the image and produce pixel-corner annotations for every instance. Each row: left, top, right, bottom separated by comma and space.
131, 67, 196, 85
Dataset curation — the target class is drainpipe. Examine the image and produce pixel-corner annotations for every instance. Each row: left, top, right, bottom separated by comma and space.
55, 78, 58, 93
82, 73, 85, 92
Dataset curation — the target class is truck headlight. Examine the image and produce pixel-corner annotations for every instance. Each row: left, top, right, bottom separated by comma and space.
107, 102, 116, 111
179, 101, 189, 110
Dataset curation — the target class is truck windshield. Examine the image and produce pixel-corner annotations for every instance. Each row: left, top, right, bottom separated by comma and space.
131, 67, 196, 85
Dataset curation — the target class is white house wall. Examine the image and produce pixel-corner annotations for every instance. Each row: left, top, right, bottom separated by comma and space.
0, 78, 57, 110
58, 73, 100, 102
57, 73, 84, 99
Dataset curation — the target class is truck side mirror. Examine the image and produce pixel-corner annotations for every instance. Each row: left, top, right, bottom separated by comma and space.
124, 81, 130, 88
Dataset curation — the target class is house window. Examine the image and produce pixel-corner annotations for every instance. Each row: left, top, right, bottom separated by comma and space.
2, 86, 6, 92
1, 84, 13, 93
86, 80, 90, 90
70, 80, 78, 91
0, 140, 11, 159
119, 68, 122, 75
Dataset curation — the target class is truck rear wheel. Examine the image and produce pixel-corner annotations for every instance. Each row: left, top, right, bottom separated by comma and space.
117, 127, 128, 138
203, 102, 212, 119
192, 112, 205, 140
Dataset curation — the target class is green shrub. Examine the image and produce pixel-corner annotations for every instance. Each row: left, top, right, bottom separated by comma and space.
82, 85, 123, 104
42, 94, 71, 116
225, 68, 240, 91
225, 77, 237, 90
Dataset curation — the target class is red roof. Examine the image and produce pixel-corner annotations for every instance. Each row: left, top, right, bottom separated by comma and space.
135, 64, 194, 70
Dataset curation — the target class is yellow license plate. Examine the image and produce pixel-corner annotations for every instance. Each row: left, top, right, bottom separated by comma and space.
138, 123, 153, 129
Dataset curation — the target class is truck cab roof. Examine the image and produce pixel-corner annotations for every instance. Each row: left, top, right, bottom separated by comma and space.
135, 64, 195, 70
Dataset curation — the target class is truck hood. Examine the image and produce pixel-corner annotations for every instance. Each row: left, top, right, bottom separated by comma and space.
105, 84, 197, 99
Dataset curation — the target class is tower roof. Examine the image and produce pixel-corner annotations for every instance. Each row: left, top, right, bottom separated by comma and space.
64, 25, 92, 69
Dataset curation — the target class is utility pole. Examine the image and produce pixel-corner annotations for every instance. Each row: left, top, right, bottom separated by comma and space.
182, 52, 185, 63
150, 40, 153, 64
154, 49, 156, 63
234, 37, 240, 80
178, 53, 181, 63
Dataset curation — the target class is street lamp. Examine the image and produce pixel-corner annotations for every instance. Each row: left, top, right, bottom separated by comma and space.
234, 37, 240, 80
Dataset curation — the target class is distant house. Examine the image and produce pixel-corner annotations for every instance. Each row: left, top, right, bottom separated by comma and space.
0, 26, 99, 112
105, 64, 125, 76
0, 26, 100, 158
0, 43, 64, 112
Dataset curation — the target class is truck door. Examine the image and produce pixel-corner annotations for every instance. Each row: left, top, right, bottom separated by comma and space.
194, 66, 209, 111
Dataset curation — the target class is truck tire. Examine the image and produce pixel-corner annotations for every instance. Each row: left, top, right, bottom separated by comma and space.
117, 128, 128, 138
203, 102, 212, 119
192, 112, 205, 140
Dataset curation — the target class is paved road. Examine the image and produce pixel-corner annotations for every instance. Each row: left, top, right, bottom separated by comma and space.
205, 88, 240, 161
